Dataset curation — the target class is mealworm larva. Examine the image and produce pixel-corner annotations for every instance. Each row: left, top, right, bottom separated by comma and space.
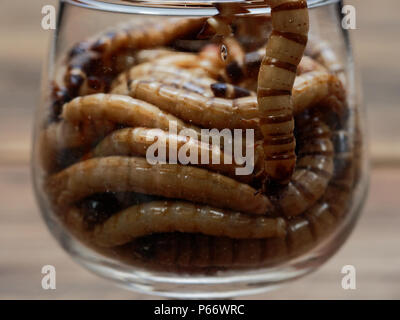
256, 0, 309, 184
129, 52, 223, 79
111, 70, 343, 136
292, 71, 347, 117
40, 94, 201, 173
61, 94, 200, 134
46, 156, 272, 215
126, 75, 215, 98
114, 193, 340, 269
64, 18, 206, 98
64, 201, 287, 248
274, 114, 334, 217
225, 50, 326, 86
113, 79, 259, 131
87, 127, 247, 181
111, 62, 212, 92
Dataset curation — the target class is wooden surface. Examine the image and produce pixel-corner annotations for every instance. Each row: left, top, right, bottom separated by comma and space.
0, 0, 400, 299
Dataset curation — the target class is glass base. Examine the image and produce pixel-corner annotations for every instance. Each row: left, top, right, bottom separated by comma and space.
67, 239, 312, 299
54, 205, 361, 299
35, 168, 367, 299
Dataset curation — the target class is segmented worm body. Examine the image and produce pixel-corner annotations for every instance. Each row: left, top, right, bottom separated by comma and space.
224, 49, 326, 87
112, 192, 340, 269
256, 0, 309, 184
112, 70, 344, 136
112, 79, 260, 131
292, 71, 347, 117
111, 61, 216, 95
65, 201, 287, 248
87, 127, 246, 181
61, 94, 200, 136
274, 113, 334, 216
64, 18, 206, 98
40, 94, 200, 173
210, 56, 325, 99
46, 156, 272, 215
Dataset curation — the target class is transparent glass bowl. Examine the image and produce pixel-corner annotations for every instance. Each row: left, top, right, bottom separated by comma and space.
32, 0, 368, 298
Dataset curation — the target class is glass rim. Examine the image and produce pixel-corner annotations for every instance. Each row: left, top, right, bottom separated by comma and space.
62, 0, 341, 15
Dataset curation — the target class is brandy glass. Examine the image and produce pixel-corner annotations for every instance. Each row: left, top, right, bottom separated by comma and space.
32, 0, 368, 298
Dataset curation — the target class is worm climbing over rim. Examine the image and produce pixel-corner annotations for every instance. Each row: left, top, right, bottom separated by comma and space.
256, 0, 309, 184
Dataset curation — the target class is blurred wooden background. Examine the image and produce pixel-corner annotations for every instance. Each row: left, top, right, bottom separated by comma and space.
0, 0, 399, 299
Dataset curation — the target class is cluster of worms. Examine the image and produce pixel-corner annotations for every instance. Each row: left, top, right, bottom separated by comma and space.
40, 1, 362, 273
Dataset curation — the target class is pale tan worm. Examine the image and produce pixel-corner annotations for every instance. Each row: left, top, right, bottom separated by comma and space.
46, 156, 272, 215
87, 127, 249, 181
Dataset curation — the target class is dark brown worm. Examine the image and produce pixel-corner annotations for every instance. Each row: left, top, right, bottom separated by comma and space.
52, 18, 207, 119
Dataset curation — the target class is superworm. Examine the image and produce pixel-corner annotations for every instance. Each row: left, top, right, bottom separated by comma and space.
255, 0, 309, 184
112, 79, 260, 131
40, 94, 201, 173
46, 156, 272, 215
224, 49, 327, 86
292, 71, 347, 117
64, 201, 287, 248
273, 113, 334, 217
210, 56, 324, 99
110, 195, 339, 269
87, 127, 248, 181
112, 62, 213, 91
64, 18, 206, 98
111, 70, 343, 135
61, 94, 200, 136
